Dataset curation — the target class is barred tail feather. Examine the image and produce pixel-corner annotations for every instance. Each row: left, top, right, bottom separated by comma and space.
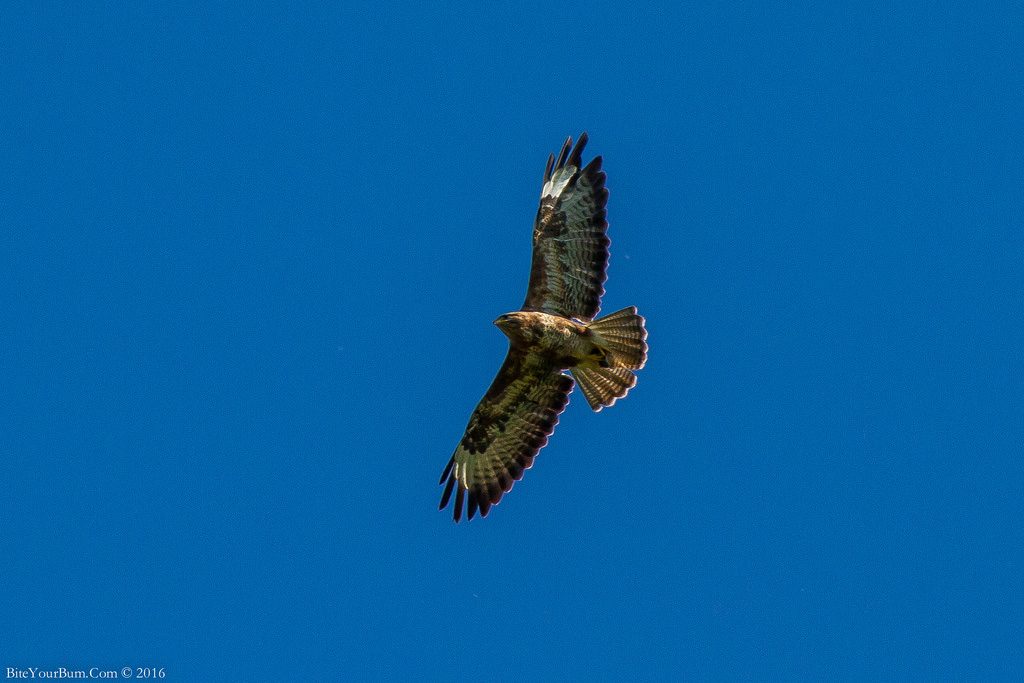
588, 306, 648, 370
571, 366, 636, 412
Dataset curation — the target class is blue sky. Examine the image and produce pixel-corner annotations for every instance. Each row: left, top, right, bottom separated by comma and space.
2, 2, 1021, 679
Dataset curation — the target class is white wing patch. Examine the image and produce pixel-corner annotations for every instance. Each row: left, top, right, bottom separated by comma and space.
541, 165, 577, 199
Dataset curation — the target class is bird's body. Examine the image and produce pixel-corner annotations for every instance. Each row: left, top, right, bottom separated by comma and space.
497, 310, 643, 373
496, 311, 591, 366
439, 133, 648, 522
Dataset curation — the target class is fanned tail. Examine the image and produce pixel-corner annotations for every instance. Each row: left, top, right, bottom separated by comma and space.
571, 306, 646, 412
571, 366, 637, 412
588, 306, 648, 370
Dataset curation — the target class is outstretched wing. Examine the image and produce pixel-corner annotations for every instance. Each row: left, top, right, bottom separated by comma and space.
522, 132, 610, 322
438, 348, 574, 522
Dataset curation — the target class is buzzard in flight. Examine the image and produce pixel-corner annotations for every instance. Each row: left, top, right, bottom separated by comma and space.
438, 133, 648, 522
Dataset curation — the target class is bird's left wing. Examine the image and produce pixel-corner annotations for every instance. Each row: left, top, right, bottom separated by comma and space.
438, 348, 573, 522
521, 132, 610, 322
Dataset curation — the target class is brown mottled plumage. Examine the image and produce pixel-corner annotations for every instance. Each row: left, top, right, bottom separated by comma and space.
439, 134, 648, 522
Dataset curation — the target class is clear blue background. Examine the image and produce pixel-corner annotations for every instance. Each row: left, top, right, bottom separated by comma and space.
2, 2, 1021, 679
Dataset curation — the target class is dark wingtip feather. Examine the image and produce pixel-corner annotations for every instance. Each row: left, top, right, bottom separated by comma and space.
439, 474, 456, 510
438, 456, 455, 485
467, 493, 478, 521
454, 486, 465, 522
554, 136, 572, 170
568, 132, 589, 167
479, 496, 492, 517
487, 481, 502, 505
508, 462, 524, 481
582, 154, 603, 175
544, 153, 554, 182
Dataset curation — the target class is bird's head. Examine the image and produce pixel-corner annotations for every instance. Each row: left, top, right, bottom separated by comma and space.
494, 312, 526, 337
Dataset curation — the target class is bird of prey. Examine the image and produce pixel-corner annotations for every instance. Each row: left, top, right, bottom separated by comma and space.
438, 133, 648, 522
